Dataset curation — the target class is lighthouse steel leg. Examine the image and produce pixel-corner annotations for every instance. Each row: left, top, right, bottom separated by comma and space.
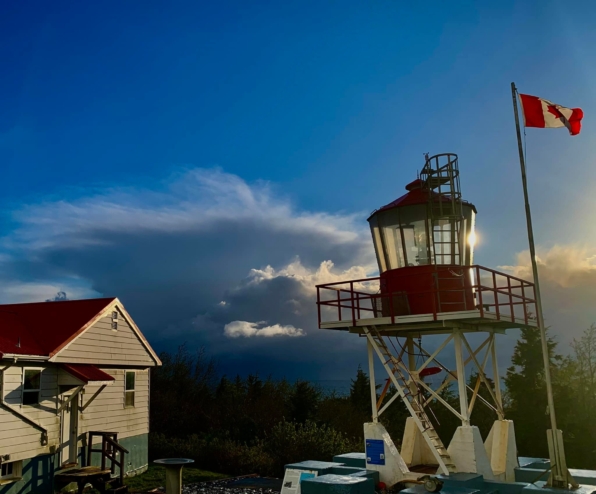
368, 339, 378, 423
453, 330, 470, 425
490, 334, 503, 411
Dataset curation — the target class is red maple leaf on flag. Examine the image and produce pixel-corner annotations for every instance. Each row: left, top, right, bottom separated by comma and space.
547, 105, 563, 119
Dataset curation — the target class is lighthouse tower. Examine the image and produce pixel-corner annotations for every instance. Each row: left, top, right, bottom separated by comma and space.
316, 154, 537, 487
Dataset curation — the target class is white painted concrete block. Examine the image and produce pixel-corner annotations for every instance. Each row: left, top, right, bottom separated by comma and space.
401, 417, 437, 467
447, 425, 495, 479
364, 422, 410, 487
484, 420, 518, 482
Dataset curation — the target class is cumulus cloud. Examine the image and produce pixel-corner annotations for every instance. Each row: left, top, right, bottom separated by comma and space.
224, 320, 305, 338
243, 258, 372, 292
0, 167, 373, 379
500, 244, 596, 344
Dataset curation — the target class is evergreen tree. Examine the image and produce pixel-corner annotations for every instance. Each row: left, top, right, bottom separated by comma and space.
505, 327, 560, 457
350, 365, 372, 416
289, 380, 322, 423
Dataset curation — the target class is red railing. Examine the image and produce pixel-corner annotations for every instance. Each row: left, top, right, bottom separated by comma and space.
316, 265, 536, 328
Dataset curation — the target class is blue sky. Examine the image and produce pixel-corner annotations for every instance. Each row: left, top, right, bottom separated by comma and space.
2, 0, 596, 380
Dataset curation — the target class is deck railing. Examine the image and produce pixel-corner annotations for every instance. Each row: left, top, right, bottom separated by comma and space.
316, 265, 536, 327
87, 431, 129, 486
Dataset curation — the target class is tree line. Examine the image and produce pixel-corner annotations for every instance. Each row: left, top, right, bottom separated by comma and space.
149, 324, 596, 476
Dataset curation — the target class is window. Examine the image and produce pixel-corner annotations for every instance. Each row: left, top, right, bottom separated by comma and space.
1, 463, 12, 478
111, 321, 118, 330
0, 461, 22, 482
112, 310, 118, 320
111, 310, 118, 331
22, 369, 42, 406
125, 371, 135, 407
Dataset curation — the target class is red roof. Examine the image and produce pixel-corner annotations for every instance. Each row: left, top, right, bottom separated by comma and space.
369, 179, 477, 218
0, 298, 116, 358
61, 363, 115, 383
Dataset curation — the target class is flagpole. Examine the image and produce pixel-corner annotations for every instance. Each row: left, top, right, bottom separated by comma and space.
510, 82, 574, 488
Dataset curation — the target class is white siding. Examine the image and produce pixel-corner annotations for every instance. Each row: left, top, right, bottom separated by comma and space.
0, 364, 60, 461
0, 363, 150, 462
53, 313, 156, 366
80, 368, 149, 443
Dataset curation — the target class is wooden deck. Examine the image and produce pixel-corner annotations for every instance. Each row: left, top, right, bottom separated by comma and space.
54, 466, 113, 493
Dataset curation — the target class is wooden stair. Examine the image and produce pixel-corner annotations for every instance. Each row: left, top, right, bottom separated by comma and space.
55, 431, 131, 493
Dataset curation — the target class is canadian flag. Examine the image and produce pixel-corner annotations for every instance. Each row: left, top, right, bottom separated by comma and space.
519, 93, 583, 136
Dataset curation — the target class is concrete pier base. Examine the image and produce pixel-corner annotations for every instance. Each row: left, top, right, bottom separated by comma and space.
400, 417, 437, 468
363, 422, 409, 487
484, 419, 518, 481
447, 426, 495, 479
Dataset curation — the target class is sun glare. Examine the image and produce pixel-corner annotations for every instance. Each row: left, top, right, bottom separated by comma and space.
468, 231, 477, 247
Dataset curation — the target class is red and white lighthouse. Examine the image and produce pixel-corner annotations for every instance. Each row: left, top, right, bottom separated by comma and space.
316, 153, 538, 488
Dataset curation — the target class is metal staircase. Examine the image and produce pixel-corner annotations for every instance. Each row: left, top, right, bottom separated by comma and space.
363, 326, 457, 474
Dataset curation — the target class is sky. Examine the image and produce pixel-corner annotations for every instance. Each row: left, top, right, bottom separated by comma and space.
2, 0, 596, 382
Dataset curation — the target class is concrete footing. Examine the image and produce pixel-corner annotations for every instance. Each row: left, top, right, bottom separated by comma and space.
447, 425, 495, 479
400, 417, 437, 468
363, 422, 409, 486
484, 420, 518, 481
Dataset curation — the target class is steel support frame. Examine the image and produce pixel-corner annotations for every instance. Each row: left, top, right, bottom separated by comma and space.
364, 327, 450, 474
372, 330, 504, 428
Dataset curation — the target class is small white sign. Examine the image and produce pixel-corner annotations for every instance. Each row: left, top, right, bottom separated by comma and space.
281, 469, 318, 494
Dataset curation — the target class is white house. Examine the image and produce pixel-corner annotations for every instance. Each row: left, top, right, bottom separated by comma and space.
0, 297, 161, 494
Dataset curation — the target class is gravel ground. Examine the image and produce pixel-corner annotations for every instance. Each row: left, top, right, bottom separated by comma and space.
152, 476, 282, 494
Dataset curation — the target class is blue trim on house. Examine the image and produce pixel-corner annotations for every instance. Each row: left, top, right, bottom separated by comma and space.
0, 454, 59, 494
0, 433, 148, 494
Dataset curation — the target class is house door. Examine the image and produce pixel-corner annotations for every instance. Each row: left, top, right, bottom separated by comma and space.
60, 393, 79, 466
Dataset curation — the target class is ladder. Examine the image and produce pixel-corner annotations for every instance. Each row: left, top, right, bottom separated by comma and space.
363, 326, 457, 474
420, 154, 465, 266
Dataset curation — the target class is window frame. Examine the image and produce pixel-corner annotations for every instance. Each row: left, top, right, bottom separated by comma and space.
0, 461, 23, 484
124, 371, 135, 408
111, 310, 119, 331
22, 367, 43, 406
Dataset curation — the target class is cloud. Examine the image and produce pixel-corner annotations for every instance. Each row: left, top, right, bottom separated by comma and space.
0, 168, 374, 379
500, 244, 596, 344
243, 258, 371, 292
3, 165, 595, 380
224, 321, 305, 338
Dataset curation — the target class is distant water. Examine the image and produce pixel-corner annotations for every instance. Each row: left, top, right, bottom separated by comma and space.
311, 379, 351, 396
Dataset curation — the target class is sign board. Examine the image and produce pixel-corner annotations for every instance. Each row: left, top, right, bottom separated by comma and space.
280, 469, 318, 494
366, 439, 386, 465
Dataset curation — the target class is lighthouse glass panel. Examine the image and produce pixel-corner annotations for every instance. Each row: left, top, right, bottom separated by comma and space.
369, 200, 476, 272
376, 209, 404, 270
397, 205, 431, 266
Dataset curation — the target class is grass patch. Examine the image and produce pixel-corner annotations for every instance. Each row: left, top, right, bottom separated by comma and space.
125, 465, 229, 492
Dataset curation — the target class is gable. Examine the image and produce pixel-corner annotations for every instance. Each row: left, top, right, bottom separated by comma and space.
51, 308, 158, 366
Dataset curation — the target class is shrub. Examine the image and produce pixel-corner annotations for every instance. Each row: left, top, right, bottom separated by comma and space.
265, 420, 362, 476
149, 432, 275, 476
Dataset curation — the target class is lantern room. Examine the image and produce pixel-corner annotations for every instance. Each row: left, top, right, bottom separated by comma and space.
367, 153, 477, 315
368, 154, 476, 270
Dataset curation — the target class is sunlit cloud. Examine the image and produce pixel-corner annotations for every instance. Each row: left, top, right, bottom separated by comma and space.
500, 244, 596, 343
224, 320, 305, 338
